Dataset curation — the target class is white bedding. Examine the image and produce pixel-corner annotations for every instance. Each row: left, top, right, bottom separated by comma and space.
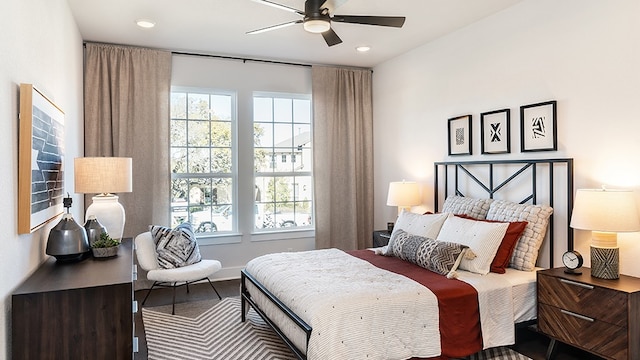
244, 248, 538, 360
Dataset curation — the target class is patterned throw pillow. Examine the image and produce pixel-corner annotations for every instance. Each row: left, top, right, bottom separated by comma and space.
388, 229, 471, 279
150, 223, 202, 269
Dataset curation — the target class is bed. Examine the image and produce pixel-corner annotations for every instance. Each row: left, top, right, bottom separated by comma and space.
241, 158, 574, 360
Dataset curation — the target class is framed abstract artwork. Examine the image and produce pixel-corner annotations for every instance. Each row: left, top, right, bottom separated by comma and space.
448, 115, 472, 155
18, 83, 65, 234
520, 100, 557, 152
480, 108, 510, 154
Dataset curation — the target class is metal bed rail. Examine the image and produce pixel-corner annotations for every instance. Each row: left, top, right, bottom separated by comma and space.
241, 269, 311, 360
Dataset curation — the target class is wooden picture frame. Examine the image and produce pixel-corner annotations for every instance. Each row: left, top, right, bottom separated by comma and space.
448, 115, 472, 155
520, 100, 557, 152
18, 83, 65, 234
481, 109, 510, 154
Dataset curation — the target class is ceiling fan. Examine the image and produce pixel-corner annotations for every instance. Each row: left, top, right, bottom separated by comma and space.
247, 0, 406, 47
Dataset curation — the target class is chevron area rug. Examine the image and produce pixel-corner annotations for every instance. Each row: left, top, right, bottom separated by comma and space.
142, 297, 531, 360
142, 297, 296, 360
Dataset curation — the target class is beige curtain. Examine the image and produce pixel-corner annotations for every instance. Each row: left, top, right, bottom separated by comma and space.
83, 43, 172, 238
312, 66, 374, 250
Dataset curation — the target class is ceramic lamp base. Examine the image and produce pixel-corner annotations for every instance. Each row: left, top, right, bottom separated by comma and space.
590, 246, 619, 279
86, 194, 126, 241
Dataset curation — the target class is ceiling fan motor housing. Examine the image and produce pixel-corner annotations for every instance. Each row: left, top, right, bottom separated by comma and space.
303, 0, 331, 33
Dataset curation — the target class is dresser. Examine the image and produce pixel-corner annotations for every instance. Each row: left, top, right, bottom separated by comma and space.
12, 238, 137, 359
537, 267, 640, 360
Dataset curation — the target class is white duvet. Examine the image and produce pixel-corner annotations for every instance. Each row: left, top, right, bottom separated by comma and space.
244, 248, 526, 360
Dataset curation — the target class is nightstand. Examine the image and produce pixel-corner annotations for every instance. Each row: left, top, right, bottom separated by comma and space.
373, 230, 391, 247
537, 267, 640, 360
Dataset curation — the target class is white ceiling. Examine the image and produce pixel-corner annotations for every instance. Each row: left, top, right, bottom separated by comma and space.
67, 0, 522, 68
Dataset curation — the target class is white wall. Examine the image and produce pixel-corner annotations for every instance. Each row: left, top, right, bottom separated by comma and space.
171, 55, 315, 280
372, 0, 640, 277
0, 0, 84, 357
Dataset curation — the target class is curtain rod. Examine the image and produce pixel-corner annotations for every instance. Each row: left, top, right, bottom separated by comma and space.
172, 51, 312, 68
83, 42, 372, 71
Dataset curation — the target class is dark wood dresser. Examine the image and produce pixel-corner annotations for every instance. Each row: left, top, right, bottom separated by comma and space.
537, 267, 640, 360
12, 238, 137, 359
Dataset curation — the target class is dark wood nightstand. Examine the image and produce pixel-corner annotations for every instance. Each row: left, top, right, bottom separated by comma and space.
373, 230, 391, 247
537, 267, 640, 360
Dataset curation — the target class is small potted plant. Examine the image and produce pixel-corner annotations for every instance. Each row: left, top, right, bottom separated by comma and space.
91, 232, 120, 258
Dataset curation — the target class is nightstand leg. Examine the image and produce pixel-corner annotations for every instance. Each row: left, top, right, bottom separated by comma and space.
545, 339, 558, 360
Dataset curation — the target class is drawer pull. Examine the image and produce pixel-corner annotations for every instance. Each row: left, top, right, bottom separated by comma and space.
561, 309, 594, 322
560, 279, 594, 289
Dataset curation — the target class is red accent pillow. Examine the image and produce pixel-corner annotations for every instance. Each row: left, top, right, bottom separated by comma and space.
456, 214, 527, 274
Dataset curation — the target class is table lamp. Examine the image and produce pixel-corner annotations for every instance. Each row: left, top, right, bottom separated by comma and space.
570, 187, 640, 279
386, 181, 421, 215
74, 157, 132, 240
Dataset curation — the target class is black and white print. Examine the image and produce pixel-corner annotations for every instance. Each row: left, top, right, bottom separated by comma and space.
481, 109, 510, 154
520, 100, 557, 152
448, 115, 472, 155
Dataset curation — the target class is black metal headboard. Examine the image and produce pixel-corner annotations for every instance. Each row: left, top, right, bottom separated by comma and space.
434, 158, 574, 268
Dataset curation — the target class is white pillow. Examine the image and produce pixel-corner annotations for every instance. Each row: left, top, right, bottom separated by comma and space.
441, 196, 493, 219
384, 211, 450, 256
485, 200, 553, 271
436, 215, 509, 275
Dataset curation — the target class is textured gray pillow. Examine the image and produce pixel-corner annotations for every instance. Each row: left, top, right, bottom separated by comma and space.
442, 196, 493, 219
485, 200, 553, 271
387, 229, 470, 278
150, 223, 202, 269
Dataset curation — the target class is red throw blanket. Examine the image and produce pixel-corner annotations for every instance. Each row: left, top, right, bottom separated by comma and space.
349, 249, 483, 359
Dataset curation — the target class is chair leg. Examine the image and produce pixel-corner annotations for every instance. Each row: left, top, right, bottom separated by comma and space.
186, 282, 190, 293
141, 282, 158, 306
172, 282, 177, 315
207, 278, 222, 300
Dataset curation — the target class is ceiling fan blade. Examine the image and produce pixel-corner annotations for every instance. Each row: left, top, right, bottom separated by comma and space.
321, 0, 349, 14
247, 20, 303, 35
251, 0, 304, 15
321, 28, 343, 47
332, 15, 406, 28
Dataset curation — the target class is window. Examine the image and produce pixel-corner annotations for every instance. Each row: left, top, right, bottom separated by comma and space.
254, 93, 313, 231
170, 89, 235, 233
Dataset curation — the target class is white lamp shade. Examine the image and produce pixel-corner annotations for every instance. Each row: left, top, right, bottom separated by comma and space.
386, 181, 421, 207
74, 157, 133, 194
570, 188, 640, 232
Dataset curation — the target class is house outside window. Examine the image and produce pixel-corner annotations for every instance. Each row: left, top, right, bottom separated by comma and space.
253, 93, 313, 231
169, 89, 236, 233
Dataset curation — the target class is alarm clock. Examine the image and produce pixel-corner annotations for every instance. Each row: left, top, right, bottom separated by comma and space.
562, 250, 583, 274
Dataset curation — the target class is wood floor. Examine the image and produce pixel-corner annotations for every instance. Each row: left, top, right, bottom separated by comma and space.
134, 279, 604, 360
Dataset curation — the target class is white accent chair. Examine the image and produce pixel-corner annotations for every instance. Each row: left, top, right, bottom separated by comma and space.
135, 231, 222, 314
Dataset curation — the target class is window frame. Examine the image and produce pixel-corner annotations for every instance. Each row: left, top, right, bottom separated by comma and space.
169, 86, 239, 239
252, 91, 314, 234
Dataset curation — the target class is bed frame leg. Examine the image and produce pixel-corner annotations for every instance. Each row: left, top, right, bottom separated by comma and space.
545, 338, 557, 360
241, 272, 247, 322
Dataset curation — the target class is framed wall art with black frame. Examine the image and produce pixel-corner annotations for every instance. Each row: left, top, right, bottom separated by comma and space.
18, 83, 65, 234
480, 108, 510, 154
448, 115, 472, 156
520, 100, 557, 152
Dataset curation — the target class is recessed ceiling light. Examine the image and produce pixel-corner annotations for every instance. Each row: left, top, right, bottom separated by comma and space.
136, 19, 156, 29
356, 46, 371, 53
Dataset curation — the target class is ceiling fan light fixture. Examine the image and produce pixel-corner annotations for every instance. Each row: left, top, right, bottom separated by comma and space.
304, 19, 331, 33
